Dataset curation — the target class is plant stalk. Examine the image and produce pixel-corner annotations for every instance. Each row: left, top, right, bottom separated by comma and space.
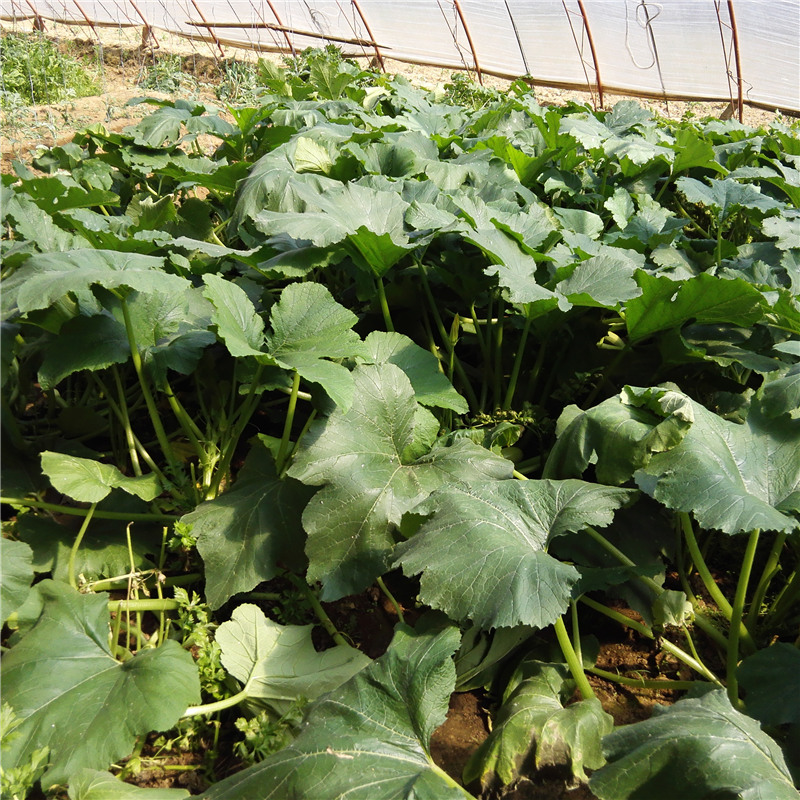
502, 316, 531, 410
286, 573, 349, 648
726, 528, 760, 708
118, 296, 178, 470
745, 530, 787, 632
553, 616, 595, 700
68, 502, 97, 589
375, 277, 394, 332
275, 370, 301, 474
580, 595, 722, 685
680, 513, 756, 653
587, 666, 697, 691
183, 688, 249, 718
0, 497, 176, 522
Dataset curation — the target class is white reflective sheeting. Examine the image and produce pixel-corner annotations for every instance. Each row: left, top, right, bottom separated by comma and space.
1, 0, 798, 111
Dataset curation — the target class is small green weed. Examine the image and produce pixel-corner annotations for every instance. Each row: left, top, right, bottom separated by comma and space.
443, 72, 497, 108
233, 700, 307, 766
0, 703, 49, 800
0, 32, 98, 106
216, 59, 263, 104
137, 53, 198, 94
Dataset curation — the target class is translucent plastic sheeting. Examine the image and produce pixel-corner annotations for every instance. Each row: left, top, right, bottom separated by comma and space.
2, 0, 798, 112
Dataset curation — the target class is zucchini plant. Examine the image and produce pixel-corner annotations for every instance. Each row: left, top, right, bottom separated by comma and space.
1, 49, 798, 799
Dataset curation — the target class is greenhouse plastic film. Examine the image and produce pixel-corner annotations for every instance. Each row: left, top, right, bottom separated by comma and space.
1, 0, 798, 111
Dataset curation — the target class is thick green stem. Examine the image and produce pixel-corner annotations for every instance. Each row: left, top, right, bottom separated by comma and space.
163, 379, 207, 456
587, 666, 697, 691
584, 526, 661, 594
377, 576, 404, 624
182, 688, 249, 718
119, 297, 178, 470
492, 298, 505, 410
275, 371, 301, 474
525, 335, 548, 404
767, 568, 800, 626
585, 525, 728, 650
111, 366, 142, 477
727, 528, 760, 708
208, 365, 264, 498
286, 573, 348, 648
553, 616, 595, 700
745, 531, 787, 632
375, 277, 394, 332
502, 316, 531, 410
1, 497, 175, 522
86, 572, 201, 593
68, 502, 97, 589
571, 600, 582, 666
417, 262, 479, 410
108, 598, 182, 612
580, 595, 722, 685
681, 513, 756, 653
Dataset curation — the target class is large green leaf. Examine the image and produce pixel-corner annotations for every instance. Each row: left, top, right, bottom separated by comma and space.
395, 480, 635, 629
183, 444, 314, 609
214, 604, 371, 714
626, 272, 765, 344
68, 769, 189, 799
1, 538, 34, 623
555, 253, 642, 309
589, 689, 797, 800
288, 364, 512, 600
738, 644, 800, 728
1, 580, 200, 788
199, 623, 471, 800
3, 250, 188, 316
544, 387, 694, 486
41, 452, 161, 504
265, 282, 364, 409
202, 274, 266, 359
362, 331, 468, 413
252, 182, 413, 275
16, 511, 159, 584
548, 386, 800, 534
760, 364, 800, 419
464, 226, 564, 311
630, 387, 800, 534
38, 314, 130, 389
676, 176, 785, 221
464, 660, 612, 788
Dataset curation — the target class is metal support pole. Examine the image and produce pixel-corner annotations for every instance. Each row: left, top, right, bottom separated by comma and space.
453, 0, 483, 84
190, 0, 225, 58
351, 0, 384, 70
265, 0, 296, 56
727, 0, 744, 122
128, 0, 158, 48
576, 0, 604, 107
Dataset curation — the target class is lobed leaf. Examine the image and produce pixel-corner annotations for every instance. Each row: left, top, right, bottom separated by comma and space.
214, 604, 371, 714
1, 580, 200, 788
184, 444, 314, 609
199, 623, 469, 800
288, 364, 512, 600
589, 689, 797, 800
395, 480, 635, 630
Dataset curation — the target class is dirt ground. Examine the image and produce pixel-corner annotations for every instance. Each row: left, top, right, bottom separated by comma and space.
0, 17, 784, 173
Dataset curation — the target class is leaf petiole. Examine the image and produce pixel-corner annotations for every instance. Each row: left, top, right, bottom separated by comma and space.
68, 502, 97, 589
